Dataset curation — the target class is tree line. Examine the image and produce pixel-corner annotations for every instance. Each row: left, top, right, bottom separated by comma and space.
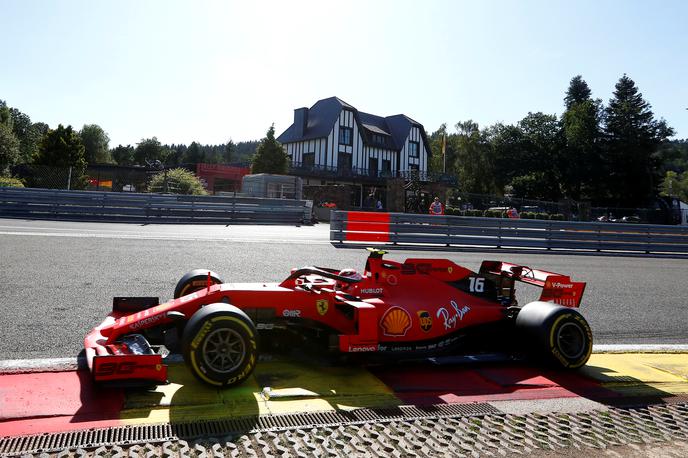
0, 99, 260, 185
3, 73, 687, 204
428, 74, 687, 207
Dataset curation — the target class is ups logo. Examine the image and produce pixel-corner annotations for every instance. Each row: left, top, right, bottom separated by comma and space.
417, 310, 432, 332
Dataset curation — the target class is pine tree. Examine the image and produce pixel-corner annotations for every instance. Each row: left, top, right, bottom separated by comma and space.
251, 125, 288, 174
564, 75, 592, 109
561, 75, 604, 201
603, 75, 674, 206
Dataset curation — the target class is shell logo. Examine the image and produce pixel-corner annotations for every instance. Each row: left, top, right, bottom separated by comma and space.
380, 306, 412, 337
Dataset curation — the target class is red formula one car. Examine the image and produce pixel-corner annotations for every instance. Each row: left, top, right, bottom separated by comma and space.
84, 249, 592, 387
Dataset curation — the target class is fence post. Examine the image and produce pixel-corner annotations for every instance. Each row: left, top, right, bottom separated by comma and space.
67, 167, 72, 190
231, 191, 236, 222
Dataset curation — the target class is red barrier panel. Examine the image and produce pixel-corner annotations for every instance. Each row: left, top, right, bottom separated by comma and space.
344, 212, 391, 242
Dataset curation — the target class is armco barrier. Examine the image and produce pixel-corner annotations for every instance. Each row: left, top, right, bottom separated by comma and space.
0, 187, 312, 225
330, 211, 688, 258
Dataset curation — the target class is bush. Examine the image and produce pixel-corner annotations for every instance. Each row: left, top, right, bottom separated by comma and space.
483, 209, 504, 218
549, 213, 565, 221
520, 211, 535, 219
463, 209, 482, 217
0, 176, 24, 188
147, 168, 207, 195
535, 212, 549, 220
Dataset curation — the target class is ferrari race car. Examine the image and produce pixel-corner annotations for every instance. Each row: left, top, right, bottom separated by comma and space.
84, 249, 592, 387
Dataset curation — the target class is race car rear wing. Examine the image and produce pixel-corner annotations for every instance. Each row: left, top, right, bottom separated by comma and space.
479, 261, 586, 308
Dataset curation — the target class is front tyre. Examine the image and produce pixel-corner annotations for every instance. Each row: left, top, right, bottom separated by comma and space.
516, 301, 593, 369
182, 303, 258, 387
174, 269, 224, 299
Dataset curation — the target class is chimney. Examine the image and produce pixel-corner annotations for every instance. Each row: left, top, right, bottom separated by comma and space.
294, 107, 308, 138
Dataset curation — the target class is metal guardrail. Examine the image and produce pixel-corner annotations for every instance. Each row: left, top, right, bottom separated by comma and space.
0, 187, 312, 225
330, 211, 688, 258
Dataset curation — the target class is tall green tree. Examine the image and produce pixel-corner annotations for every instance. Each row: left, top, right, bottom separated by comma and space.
35, 124, 88, 189
657, 139, 688, 174
453, 120, 496, 194
251, 124, 288, 174
185, 141, 203, 164
0, 101, 10, 126
515, 112, 564, 200
603, 74, 674, 206
80, 124, 112, 164
134, 137, 166, 165
660, 170, 688, 202
9, 108, 42, 163
111, 144, 135, 165
488, 123, 528, 193
561, 75, 604, 201
564, 75, 592, 109
225, 139, 235, 163
0, 122, 20, 175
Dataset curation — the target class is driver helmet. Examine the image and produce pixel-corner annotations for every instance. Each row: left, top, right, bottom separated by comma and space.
338, 268, 362, 281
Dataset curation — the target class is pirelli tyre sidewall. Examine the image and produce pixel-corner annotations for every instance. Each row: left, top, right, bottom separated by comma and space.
174, 269, 224, 299
516, 301, 593, 369
182, 303, 258, 387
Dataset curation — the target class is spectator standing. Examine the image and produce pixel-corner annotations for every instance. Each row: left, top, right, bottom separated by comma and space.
429, 197, 444, 215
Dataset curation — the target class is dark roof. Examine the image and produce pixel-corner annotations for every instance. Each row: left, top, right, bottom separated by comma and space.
277, 97, 430, 155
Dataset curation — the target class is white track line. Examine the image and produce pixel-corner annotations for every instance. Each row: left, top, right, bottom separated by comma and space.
0, 230, 330, 244
1, 345, 687, 373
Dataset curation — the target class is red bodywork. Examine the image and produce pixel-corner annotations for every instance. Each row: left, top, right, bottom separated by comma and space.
84, 251, 586, 385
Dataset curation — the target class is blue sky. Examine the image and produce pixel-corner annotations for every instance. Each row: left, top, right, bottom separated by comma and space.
2, 0, 687, 147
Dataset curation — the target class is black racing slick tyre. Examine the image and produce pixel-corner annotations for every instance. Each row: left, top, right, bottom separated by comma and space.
174, 269, 224, 299
515, 301, 593, 369
182, 303, 258, 387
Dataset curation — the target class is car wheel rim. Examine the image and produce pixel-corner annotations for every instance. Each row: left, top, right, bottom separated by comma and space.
202, 328, 245, 373
556, 322, 586, 360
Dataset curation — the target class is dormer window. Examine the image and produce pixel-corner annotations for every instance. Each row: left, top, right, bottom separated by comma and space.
372, 134, 386, 145
339, 127, 353, 146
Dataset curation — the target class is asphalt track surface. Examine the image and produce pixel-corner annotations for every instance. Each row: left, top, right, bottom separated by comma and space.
0, 218, 687, 361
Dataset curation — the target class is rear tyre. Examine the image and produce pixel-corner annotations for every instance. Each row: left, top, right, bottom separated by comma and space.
515, 301, 592, 369
174, 269, 224, 299
181, 303, 258, 386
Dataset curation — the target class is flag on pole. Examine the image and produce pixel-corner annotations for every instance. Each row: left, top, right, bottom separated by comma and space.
441, 132, 447, 173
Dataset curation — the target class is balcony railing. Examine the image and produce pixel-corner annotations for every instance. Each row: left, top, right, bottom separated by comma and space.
288, 162, 457, 185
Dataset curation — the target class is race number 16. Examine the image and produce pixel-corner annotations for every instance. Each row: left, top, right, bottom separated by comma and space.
469, 277, 485, 293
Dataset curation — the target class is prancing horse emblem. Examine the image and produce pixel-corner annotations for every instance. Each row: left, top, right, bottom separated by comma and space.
316, 299, 329, 316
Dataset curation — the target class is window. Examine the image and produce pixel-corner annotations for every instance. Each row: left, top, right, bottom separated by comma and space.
368, 158, 378, 177
408, 141, 419, 158
267, 182, 295, 199
303, 152, 315, 167
372, 134, 386, 145
339, 127, 353, 146
382, 159, 392, 177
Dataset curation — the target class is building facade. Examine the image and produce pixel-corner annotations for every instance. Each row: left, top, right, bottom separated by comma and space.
277, 97, 453, 210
